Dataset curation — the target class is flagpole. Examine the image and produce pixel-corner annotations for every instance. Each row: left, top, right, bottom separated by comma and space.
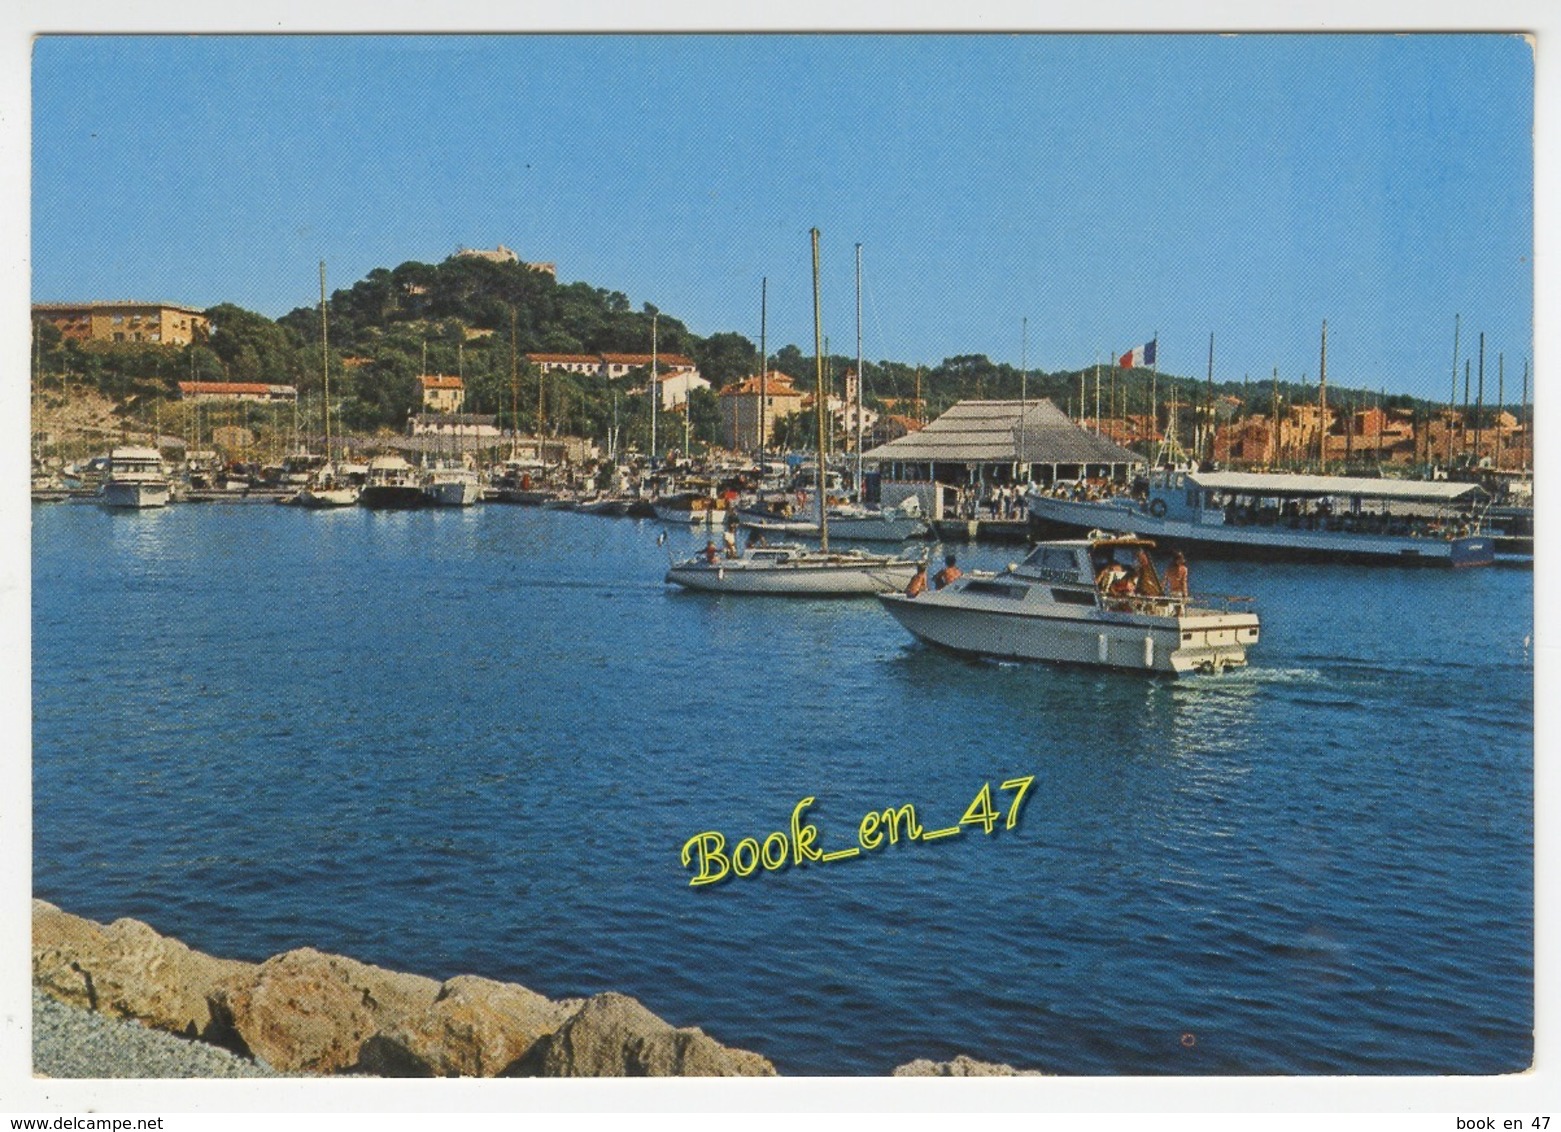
1151, 332, 1160, 461
1020, 317, 1028, 485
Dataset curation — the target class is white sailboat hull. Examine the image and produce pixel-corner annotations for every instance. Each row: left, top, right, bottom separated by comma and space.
666, 551, 922, 595
297, 486, 360, 508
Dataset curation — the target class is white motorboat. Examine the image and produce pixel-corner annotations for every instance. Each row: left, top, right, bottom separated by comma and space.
878, 534, 1259, 675
99, 446, 170, 509
666, 544, 925, 595
423, 465, 484, 507
653, 493, 732, 527
1027, 468, 1495, 568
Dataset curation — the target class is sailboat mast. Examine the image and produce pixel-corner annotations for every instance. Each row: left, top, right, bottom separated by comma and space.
320, 261, 330, 465
650, 313, 658, 463
1205, 332, 1214, 461
855, 243, 864, 496
1448, 313, 1461, 467
811, 228, 829, 553
1317, 320, 1328, 471
509, 306, 519, 458
1020, 318, 1028, 483
1475, 333, 1485, 463
759, 277, 768, 454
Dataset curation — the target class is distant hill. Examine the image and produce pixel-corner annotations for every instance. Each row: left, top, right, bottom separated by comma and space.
33, 252, 1448, 451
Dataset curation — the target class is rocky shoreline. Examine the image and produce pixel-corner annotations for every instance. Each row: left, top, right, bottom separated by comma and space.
32, 900, 1040, 1078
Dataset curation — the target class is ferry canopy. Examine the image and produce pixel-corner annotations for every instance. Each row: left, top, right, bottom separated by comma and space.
1186, 471, 1482, 503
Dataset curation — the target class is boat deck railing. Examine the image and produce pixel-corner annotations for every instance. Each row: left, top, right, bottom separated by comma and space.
1101, 591, 1256, 617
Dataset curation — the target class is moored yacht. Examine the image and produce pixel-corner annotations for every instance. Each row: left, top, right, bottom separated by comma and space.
99, 446, 170, 509
878, 534, 1259, 675
422, 464, 484, 507
358, 455, 428, 510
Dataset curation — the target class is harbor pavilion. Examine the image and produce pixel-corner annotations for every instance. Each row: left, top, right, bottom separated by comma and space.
862, 399, 1143, 517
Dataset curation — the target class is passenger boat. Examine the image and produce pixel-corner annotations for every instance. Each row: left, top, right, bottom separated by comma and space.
1027, 468, 1495, 567
99, 446, 170, 509
665, 544, 924, 595
358, 455, 428, 510
878, 535, 1259, 675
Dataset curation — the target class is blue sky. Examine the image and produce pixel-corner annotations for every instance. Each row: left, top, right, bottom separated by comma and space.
32, 34, 1534, 400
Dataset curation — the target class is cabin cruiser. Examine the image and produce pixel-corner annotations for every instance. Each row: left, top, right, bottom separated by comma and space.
878, 534, 1259, 675
1027, 468, 1495, 567
665, 544, 924, 596
358, 455, 428, 510
99, 446, 170, 509
422, 464, 484, 507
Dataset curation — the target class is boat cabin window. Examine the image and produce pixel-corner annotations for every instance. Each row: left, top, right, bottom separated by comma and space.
962, 579, 1029, 601
1021, 545, 1085, 582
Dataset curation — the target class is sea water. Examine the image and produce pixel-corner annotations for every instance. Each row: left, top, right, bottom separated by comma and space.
31, 503, 1534, 1075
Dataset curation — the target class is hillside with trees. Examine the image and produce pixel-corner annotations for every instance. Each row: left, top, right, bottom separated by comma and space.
32, 251, 1454, 456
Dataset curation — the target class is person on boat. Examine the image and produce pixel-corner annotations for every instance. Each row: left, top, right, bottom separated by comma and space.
746, 528, 767, 549
1095, 561, 1130, 591
1165, 551, 1189, 599
702, 540, 721, 564
905, 563, 929, 598
934, 553, 963, 590
723, 526, 738, 558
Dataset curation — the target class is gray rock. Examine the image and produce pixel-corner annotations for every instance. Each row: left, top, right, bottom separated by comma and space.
359, 974, 581, 1077
509, 991, 776, 1077
209, 947, 441, 1074
32, 899, 253, 1039
893, 1054, 1045, 1076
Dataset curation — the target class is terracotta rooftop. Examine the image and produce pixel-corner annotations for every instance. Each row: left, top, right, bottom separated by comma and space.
719, 372, 802, 396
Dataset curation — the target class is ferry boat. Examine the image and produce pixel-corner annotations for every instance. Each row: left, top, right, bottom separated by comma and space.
357, 455, 428, 510
878, 535, 1259, 675
665, 544, 924, 596
99, 446, 170, 509
1027, 469, 1495, 568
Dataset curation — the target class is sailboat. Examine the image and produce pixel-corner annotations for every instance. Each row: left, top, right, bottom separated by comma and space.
730, 243, 929, 544
664, 229, 923, 595
296, 262, 360, 508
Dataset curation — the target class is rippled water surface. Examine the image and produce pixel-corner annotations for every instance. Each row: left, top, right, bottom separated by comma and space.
32, 503, 1533, 1075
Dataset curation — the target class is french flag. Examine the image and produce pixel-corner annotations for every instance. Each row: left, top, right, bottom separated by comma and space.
1118, 340, 1157, 369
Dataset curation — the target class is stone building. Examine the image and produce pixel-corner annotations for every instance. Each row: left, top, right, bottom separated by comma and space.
34, 301, 210, 346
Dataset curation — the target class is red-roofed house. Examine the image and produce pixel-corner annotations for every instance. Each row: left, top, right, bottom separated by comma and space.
178, 381, 297, 403
719, 372, 805, 450
418, 374, 466, 413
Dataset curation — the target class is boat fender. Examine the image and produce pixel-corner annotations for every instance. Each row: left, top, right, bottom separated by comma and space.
1148, 498, 1168, 519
